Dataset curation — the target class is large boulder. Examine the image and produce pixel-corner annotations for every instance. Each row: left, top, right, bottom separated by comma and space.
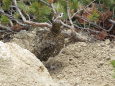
0, 41, 57, 86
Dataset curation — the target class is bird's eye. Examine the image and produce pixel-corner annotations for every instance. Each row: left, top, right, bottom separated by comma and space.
59, 13, 63, 17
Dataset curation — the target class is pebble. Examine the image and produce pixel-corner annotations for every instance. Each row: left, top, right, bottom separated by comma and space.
79, 42, 87, 47
106, 56, 111, 60
104, 39, 110, 45
99, 61, 104, 65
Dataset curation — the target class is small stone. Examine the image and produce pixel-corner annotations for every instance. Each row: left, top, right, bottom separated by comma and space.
97, 44, 101, 47
69, 58, 73, 61
80, 42, 87, 47
99, 61, 104, 66
104, 84, 110, 86
106, 56, 111, 60
97, 61, 104, 68
57, 74, 65, 79
105, 39, 110, 45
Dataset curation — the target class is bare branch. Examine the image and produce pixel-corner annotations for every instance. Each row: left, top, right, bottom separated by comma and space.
60, 21, 73, 29
0, 9, 27, 26
24, 20, 52, 28
75, 15, 107, 31
51, 3, 57, 14
9, 20, 14, 26
0, 24, 12, 31
106, 19, 115, 32
109, 35, 115, 38
109, 19, 115, 24
107, 24, 115, 32
39, 0, 51, 7
66, 0, 74, 28
13, 0, 26, 21
74, 24, 99, 33
13, 0, 52, 28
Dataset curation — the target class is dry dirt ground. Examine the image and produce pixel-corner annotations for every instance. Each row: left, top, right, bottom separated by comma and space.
8, 29, 115, 86
45, 40, 115, 86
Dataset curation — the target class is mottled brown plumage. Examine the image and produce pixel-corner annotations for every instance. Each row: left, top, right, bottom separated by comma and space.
34, 19, 64, 61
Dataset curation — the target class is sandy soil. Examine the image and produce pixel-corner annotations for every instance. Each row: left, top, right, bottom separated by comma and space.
45, 40, 115, 86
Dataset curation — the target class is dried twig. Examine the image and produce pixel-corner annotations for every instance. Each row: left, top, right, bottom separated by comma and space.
60, 21, 73, 29
39, 0, 51, 7
109, 19, 115, 24
107, 19, 115, 32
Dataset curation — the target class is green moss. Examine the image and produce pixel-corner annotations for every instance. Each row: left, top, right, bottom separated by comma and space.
111, 60, 115, 78
30, 2, 52, 22
111, 60, 115, 68
2, 0, 12, 10
0, 15, 9, 24
88, 10, 100, 22
18, 1, 30, 13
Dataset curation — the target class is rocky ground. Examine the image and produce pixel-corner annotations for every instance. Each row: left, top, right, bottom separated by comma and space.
0, 28, 115, 86
45, 40, 115, 86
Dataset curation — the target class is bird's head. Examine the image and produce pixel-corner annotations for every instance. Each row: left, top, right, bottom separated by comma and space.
51, 13, 63, 35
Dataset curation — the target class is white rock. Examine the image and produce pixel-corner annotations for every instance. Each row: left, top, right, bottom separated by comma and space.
0, 41, 57, 86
